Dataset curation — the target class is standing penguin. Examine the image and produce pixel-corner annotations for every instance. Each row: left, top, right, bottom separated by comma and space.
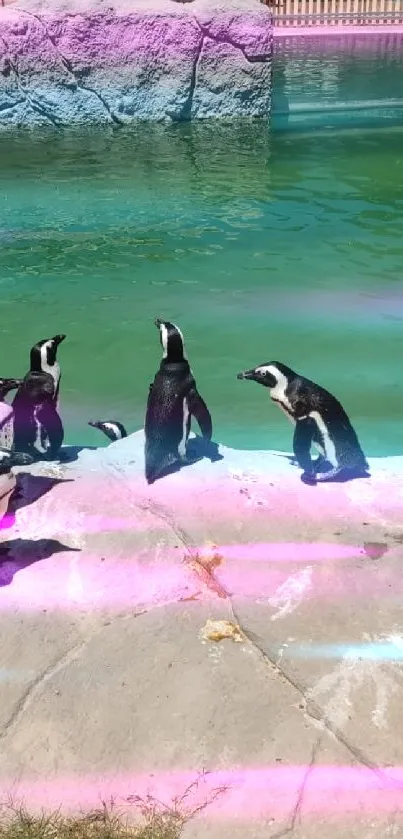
88, 420, 127, 443
13, 334, 66, 461
237, 361, 369, 484
145, 318, 213, 484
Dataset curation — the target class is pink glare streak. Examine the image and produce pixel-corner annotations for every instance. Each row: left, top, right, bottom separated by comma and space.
273, 24, 403, 38
3, 766, 403, 819
0, 542, 400, 611
0, 513, 152, 535
214, 542, 360, 563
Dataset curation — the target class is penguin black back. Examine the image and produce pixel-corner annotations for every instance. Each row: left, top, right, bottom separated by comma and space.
237, 361, 368, 483
13, 334, 66, 461
145, 318, 212, 484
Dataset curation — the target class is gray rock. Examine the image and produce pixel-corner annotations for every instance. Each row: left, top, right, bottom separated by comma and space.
0, 431, 402, 836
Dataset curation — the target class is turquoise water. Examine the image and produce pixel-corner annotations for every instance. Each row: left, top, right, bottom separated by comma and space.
272, 34, 403, 131
0, 122, 402, 456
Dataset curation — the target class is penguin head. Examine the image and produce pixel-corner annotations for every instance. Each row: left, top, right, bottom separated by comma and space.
30, 334, 66, 372
154, 318, 187, 363
88, 420, 127, 442
237, 361, 295, 389
0, 378, 22, 400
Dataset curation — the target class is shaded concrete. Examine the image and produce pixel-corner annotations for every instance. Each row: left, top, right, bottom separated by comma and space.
0, 430, 402, 836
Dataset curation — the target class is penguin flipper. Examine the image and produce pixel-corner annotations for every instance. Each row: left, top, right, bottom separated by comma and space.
293, 418, 315, 476
187, 388, 212, 441
36, 404, 64, 459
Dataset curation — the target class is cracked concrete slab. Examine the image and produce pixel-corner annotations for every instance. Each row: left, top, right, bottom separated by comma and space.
0, 0, 272, 127
0, 430, 402, 836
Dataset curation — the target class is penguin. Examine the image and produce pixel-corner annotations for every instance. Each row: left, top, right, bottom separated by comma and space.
145, 318, 213, 484
12, 334, 66, 461
0, 378, 22, 402
88, 420, 127, 442
0, 378, 23, 451
237, 361, 369, 484
0, 448, 33, 474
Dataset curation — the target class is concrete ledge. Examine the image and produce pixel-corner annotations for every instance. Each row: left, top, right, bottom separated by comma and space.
0, 430, 402, 836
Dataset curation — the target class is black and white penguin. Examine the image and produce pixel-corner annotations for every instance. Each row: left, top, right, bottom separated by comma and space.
88, 420, 127, 442
0, 378, 23, 451
237, 361, 369, 484
0, 378, 22, 402
0, 448, 33, 474
12, 334, 66, 461
145, 318, 213, 484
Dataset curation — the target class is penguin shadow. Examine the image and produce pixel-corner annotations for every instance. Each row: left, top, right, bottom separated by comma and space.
187, 435, 223, 464
149, 436, 223, 485
269, 453, 371, 484
1, 473, 74, 531
0, 538, 79, 587
59, 445, 97, 464
269, 452, 298, 466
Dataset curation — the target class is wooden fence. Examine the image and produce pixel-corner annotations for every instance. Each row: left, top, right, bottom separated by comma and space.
268, 0, 403, 24
0, 0, 402, 22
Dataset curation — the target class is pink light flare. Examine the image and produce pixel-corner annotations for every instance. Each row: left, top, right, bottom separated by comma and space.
3, 766, 403, 821
0, 539, 398, 612
214, 542, 360, 563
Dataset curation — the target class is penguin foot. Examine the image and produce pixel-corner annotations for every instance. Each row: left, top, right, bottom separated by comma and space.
313, 455, 332, 472
314, 467, 344, 483
317, 466, 370, 484
186, 436, 223, 463
10, 451, 34, 467
301, 471, 317, 485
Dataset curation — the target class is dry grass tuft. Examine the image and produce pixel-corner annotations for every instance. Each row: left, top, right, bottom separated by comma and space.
0, 778, 228, 839
0, 801, 182, 839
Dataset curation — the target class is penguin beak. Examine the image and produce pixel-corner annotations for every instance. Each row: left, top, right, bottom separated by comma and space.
237, 369, 255, 381
53, 334, 66, 345
88, 421, 100, 430
154, 318, 162, 329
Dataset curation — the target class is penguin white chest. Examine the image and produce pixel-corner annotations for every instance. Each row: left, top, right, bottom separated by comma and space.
178, 398, 190, 458
274, 399, 296, 425
33, 408, 50, 454
42, 360, 61, 401
309, 411, 338, 466
269, 381, 295, 425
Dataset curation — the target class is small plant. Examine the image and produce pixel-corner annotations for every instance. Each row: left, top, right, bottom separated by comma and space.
0, 778, 228, 839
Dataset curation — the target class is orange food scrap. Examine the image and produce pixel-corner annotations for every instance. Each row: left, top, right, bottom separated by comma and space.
200, 619, 243, 643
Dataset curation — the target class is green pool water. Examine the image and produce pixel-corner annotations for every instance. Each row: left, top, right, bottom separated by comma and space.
0, 122, 402, 456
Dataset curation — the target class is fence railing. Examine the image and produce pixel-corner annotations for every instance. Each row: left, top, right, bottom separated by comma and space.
0, 0, 402, 22
269, 0, 403, 24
